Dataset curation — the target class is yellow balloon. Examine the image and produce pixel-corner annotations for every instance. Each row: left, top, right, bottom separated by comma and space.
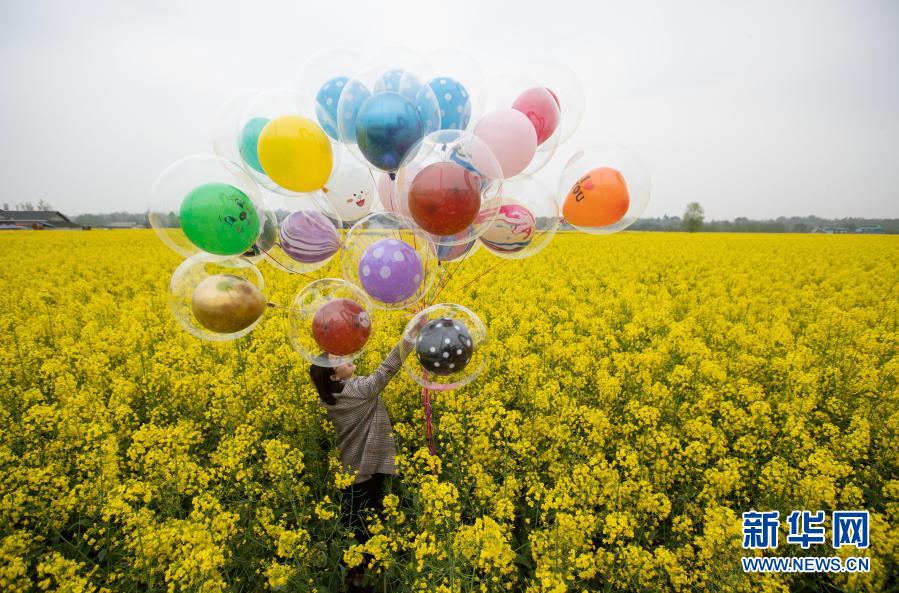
257, 115, 333, 192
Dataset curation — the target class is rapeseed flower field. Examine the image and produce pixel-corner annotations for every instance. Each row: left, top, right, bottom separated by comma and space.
0, 230, 896, 592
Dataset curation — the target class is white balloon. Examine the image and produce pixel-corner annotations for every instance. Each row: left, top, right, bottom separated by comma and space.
324, 159, 375, 223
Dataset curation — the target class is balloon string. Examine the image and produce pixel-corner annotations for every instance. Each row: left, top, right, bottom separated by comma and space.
422, 381, 436, 457
265, 302, 307, 315
455, 262, 501, 293
260, 249, 319, 281
429, 256, 468, 306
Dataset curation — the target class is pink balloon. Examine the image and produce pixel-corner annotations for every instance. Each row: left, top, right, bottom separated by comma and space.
474, 109, 537, 178
377, 163, 420, 217
377, 172, 401, 214
512, 87, 561, 145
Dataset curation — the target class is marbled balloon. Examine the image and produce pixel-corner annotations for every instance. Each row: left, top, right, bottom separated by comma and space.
279, 210, 340, 263
480, 203, 536, 253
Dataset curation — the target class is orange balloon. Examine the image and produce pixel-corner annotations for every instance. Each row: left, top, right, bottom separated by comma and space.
562, 167, 630, 228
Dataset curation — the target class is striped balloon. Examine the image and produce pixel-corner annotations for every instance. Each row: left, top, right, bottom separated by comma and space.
278, 210, 340, 263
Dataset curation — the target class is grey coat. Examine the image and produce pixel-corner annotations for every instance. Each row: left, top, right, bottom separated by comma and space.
319, 341, 410, 484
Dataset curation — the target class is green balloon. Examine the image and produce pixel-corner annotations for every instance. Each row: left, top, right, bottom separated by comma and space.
180, 182, 261, 256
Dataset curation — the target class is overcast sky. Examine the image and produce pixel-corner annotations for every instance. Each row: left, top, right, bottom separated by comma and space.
1, 0, 897, 219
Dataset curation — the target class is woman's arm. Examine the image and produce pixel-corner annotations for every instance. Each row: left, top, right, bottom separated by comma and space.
351, 338, 414, 400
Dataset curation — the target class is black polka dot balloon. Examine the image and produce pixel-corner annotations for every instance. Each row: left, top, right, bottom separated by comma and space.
415, 317, 473, 376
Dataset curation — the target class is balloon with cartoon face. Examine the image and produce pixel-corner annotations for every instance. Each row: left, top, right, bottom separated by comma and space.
324, 159, 375, 223
479, 202, 536, 254
179, 182, 261, 256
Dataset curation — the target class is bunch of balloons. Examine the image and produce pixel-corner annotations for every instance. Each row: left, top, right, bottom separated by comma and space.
148, 47, 651, 393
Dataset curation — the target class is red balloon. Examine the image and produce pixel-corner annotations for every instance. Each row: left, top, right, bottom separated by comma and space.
312, 298, 371, 356
512, 87, 560, 145
407, 162, 482, 236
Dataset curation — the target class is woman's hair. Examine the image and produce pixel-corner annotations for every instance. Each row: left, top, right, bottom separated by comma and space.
309, 358, 343, 405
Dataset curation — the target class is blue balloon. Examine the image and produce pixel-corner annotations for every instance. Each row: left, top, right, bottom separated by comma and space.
238, 117, 268, 174
374, 69, 422, 100
355, 92, 424, 172
315, 76, 347, 140
428, 77, 472, 131
414, 87, 441, 134
336, 79, 372, 144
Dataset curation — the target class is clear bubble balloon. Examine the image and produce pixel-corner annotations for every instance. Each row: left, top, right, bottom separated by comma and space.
212, 90, 260, 165
336, 59, 440, 173
394, 130, 504, 248
340, 212, 439, 310
322, 149, 376, 223
241, 208, 278, 264
261, 191, 343, 275
523, 59, 585, 145
437, 227, 480, 262
149, 154, 264, 258
400, 303, 488, 391
557, 145, 651, 235
288, 278, 374, 367
297, 49, 366, 141
479, 175, 560, 259
169, 253, 266, 341
483, 72, 562, 172
240, 89, 335, 196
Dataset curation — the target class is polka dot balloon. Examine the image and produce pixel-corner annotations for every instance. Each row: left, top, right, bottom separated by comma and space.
428, 77, 472, 132
340, 211, 440, 310
358, 239, 423, 304
400, 303, 488, 391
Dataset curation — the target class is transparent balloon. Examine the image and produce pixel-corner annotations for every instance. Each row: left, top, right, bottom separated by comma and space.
149, 154, 264, 257
368, 46, 422, 72
241, 207, 278, 264
557, 145, 651, 235
423, 48, 487, 134
212, 90, 260, 164
336, 58, 441, 173
322, 148, 377, 223
239, 88, 336, 196
297, 49, 366, 141
482, 73, 562, 176
394, 130, 505, 248
340, 211, 439, 310
288, 278, 374, 367
169, 253, 266, 341
437, 227, 480, 262
261, 191, 343, 275
479, 175, 560, 259
400, 303, 488, 391
523, 59, 585, 145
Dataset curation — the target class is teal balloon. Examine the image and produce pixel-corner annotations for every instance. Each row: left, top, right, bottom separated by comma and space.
180, 182, 260, 256
238, 117, 268, 174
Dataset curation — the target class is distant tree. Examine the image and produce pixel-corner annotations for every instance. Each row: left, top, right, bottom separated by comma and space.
794, 222, 809, 233
683, 202, 704, 232
2, 203, 8, 211
36, 198, 54, 210
16, 201, 35, 211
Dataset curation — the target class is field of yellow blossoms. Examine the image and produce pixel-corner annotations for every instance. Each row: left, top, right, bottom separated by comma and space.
0, 229, 897, 593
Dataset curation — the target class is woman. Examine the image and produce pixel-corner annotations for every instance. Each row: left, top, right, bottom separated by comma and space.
309, 327, 420, 591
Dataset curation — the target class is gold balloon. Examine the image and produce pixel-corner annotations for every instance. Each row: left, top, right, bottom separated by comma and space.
191, 274, 266, 334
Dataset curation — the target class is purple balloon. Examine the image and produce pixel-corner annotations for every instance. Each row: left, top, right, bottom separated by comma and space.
279, 210, 340, 263
358, 239, 423, 303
